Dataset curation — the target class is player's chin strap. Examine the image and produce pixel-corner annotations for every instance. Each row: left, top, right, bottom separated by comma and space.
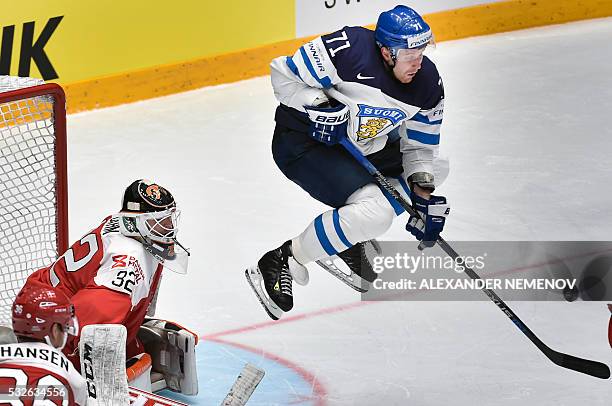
44, 334, 67, 351
45, 316, 79, 351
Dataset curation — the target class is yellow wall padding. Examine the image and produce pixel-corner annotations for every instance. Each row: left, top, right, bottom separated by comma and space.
64, 37, 316, 112
426, 0, 612, 42
0, 1, 295, 84
63, 0, 612, 113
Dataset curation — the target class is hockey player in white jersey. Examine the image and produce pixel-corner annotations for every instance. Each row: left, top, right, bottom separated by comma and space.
0, 284, 88, 405
246, 6, 450, 319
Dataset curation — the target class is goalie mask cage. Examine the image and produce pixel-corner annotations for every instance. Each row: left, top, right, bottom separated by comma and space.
0, 76, 68, 326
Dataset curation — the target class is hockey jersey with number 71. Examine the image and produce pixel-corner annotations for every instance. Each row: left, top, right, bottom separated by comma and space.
271, 25, 446, 184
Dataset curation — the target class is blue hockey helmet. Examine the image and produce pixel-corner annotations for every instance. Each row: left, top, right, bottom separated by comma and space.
375, 6, 433, 50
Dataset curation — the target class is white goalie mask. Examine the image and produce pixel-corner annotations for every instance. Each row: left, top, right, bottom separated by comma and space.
119, 179, 190, 274
118, 208, 190, 274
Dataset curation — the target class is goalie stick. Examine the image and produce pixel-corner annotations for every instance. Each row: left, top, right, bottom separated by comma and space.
129, 364, 264, 406
220, 363, 265, 406
339, 137, 611, 380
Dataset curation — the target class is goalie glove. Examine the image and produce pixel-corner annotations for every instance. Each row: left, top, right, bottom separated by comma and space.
138, 319, 199, 396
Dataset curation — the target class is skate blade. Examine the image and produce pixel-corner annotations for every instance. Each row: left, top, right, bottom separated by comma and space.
316, 258, 370, 293
245, 266, 284, 320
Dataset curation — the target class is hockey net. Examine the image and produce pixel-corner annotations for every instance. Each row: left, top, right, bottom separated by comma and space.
0, 76, 68, 326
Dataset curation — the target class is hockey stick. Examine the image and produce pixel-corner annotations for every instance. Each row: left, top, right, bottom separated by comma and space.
220, 363, 265, 406
339, 137, 611, 380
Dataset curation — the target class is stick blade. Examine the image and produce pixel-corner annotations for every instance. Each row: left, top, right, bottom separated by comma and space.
549, 351, 610, 379
220, 363, 265, 406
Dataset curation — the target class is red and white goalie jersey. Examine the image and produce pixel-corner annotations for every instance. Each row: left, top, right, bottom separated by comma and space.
0, 342, 88, 405
25, 215, 164, 365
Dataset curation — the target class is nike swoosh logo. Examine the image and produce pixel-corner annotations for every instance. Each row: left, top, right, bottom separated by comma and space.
357, 73, 375, 80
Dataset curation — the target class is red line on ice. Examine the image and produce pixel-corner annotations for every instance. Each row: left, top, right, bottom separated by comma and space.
204, 246, 612, 339
208, 337, 328, 406
203, 300, 372, 339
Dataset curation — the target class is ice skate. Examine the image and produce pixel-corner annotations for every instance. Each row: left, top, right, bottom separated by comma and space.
245, 241, 295, 320
316, 240, 380, 293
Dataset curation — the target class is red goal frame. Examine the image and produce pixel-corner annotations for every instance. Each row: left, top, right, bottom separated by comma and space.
0, 83, 69, 255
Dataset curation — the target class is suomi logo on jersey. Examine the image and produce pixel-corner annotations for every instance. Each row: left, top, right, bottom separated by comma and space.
355, 104, 407, 141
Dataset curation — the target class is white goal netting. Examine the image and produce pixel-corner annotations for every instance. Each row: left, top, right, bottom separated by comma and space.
0, 76, 67, 326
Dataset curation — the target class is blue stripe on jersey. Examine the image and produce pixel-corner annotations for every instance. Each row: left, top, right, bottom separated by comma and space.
299, 47, 332, 89
379, 186, 405, 216
332, 209, 352, 249
412, 112, 443, 125
314, 214, 337, 256
407, 130, 440, 145
285, 56, 302, 80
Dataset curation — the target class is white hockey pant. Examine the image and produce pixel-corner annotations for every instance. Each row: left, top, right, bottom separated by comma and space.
291, 181, 409, 264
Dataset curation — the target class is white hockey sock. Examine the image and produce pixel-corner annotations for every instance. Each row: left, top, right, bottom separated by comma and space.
291, 182, 409, 264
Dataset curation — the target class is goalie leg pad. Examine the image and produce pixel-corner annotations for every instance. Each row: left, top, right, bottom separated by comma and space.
80, 324, 129, 405
138, 319, 198, 396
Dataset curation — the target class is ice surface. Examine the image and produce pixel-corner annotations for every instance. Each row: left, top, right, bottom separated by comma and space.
67, 18, 612, 405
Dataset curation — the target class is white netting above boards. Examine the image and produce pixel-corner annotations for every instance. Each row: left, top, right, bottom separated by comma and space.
0, 76, 68, 326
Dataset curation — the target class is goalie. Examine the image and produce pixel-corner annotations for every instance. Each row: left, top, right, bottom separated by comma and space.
18, 179, 199, 395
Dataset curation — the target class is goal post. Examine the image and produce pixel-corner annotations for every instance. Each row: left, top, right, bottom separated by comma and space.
0, 76, 68, 326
